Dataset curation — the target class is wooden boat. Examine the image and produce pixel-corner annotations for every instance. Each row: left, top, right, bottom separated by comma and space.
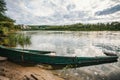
104, 52, 117, 56
0, 45, 118, 67
10, 48, 53, 54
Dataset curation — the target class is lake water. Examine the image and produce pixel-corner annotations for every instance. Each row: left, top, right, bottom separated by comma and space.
17, 31, 120, 80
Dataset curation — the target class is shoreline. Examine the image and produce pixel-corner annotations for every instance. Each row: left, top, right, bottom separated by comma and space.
0, 61, 64, 80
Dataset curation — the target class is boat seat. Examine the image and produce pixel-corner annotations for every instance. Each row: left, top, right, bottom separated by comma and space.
0, 56, 7, 61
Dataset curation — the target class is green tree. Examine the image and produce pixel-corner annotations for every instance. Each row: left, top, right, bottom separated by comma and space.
0, 0, 7, 14
0, 0, 15, 37
0, 0, 7, 20
0, 0, 14, 22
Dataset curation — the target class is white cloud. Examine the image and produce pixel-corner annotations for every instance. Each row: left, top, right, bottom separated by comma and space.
5, 0, 120, 25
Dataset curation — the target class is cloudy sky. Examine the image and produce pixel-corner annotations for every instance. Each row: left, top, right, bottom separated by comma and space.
5, 0, 120, 25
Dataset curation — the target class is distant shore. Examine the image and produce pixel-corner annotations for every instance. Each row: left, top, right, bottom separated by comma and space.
24, 22, 120, 31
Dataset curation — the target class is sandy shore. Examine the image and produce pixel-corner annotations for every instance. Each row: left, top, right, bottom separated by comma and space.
0, 61, 64, 80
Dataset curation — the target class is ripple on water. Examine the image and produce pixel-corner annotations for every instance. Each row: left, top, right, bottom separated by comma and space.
18, 31, 120, 80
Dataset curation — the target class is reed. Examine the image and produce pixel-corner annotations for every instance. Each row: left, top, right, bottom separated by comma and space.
0, 33, 31, 48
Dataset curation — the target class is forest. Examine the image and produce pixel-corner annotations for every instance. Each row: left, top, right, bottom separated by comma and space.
0, 0, 16, 36
29, 22, 120, 31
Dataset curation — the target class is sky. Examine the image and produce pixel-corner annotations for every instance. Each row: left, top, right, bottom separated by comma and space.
5, 0, 120, 25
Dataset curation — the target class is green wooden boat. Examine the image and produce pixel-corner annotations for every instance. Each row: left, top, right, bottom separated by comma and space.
0, 45, 118, 67
104, 52, 117, 56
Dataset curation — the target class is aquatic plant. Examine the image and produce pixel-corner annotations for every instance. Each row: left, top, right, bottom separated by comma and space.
0, 33, 31, 48
17, 34, 31, 49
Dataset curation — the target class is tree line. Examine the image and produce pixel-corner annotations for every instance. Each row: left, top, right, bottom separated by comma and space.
0, 0, 21, 46
0, 0, 17, 36
29, 22, 120, 31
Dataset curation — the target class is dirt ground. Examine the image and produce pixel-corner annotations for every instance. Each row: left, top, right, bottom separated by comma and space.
0, 60, 64, 80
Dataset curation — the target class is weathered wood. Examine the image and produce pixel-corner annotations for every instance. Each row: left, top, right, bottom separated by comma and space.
0, 45, 118, 68
24, 75, 31, 80
31, 74, 38, 80
0, 76, 9, 80
0, 56, 7, 61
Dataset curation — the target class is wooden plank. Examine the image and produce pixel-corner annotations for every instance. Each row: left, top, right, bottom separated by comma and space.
0, 56, 7, 61
0, 76, 9, 80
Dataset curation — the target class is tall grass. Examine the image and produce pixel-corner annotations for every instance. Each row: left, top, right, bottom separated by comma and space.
1, 33, 31, 48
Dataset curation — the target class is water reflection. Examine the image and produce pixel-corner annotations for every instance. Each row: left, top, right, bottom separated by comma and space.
17, 31, 120, 56
17, 31, 120, 80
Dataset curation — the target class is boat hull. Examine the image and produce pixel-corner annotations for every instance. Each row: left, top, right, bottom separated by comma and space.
0, 46, 118, 66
